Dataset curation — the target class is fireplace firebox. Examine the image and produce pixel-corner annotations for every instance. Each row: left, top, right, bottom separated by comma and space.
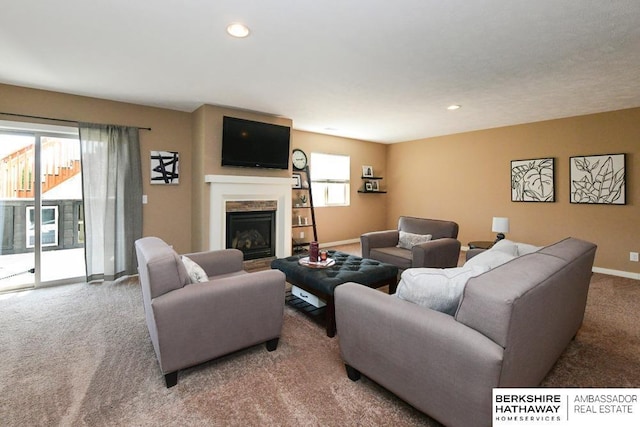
226, 210, 276, 260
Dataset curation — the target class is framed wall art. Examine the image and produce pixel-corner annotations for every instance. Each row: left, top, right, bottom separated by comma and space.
570, 153, 625, 204
510, 157, 555, 202
362, 165, 374, 177
150, 151, 179, 184
292, 173, 302, 189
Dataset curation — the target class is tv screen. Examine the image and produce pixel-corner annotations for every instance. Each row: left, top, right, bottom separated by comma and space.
221, 116, 291, 170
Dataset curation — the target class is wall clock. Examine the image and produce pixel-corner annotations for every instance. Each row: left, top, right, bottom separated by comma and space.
292, 149, 308, 170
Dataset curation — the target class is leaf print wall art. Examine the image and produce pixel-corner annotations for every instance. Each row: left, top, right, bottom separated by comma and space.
511, 158, 555, 202
570, 153, 625, 205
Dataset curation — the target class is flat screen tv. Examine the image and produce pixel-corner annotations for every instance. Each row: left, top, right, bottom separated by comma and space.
221, 116, 291, 169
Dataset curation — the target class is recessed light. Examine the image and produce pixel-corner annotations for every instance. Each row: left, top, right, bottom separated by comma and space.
226, 23, 250, 38
447, 105, 461, 110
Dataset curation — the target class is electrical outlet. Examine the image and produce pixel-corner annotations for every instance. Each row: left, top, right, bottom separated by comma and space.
630, 252, 639, 262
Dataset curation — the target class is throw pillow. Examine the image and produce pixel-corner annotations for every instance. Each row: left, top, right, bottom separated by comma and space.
491, 239, 519, 256
396, 265, 490, 315
181, 256, 209, 284
516, 242, 542, 256
464, 249, 516, 270
397, 231, 433, 250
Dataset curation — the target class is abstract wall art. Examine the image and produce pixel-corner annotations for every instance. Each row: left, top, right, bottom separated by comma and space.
150, 151, 179, 184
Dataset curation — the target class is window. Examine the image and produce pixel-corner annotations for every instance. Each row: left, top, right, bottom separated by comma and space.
310, 153, 350, 207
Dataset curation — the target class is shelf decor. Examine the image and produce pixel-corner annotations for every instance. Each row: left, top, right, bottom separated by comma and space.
292, 173, 302, 189
570, 153, 625, 205
510, 158, 554, 202
362, 165, 374, 178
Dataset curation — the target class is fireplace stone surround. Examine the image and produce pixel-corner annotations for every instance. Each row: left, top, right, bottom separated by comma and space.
205, 175, 292, 258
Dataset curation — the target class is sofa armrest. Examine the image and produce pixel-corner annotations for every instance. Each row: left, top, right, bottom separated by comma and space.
183, 248, 244, 276
411, 237, 461, 268
151, 269, 285, 373
360, 230, 399, 258
335, 282, 503, 427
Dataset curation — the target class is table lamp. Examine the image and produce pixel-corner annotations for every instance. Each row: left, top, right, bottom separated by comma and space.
492, 217, 510, 243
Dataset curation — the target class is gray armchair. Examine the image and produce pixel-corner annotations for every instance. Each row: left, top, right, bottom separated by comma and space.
134, 237, 285, 387
360, 216, 461, 269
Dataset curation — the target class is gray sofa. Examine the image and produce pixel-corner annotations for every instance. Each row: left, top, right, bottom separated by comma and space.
335, 237, 597, 427
360, 216, 461, 269
135, 237, 285, 387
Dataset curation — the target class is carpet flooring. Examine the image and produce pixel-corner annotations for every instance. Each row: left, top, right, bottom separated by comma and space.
0, 271, 638, 426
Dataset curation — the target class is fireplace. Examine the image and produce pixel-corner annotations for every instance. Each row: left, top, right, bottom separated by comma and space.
226, 210, 276, 260
205, 175, 292, 258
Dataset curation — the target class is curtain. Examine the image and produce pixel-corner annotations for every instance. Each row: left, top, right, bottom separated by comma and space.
79, 123, 142, 282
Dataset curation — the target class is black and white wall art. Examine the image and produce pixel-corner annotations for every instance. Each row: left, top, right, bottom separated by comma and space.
570, 153, 625, 204
150, 151, 179, 184
511, 158, 555, 202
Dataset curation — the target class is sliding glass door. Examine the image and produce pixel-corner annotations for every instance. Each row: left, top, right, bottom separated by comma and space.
0, 122, 85, 292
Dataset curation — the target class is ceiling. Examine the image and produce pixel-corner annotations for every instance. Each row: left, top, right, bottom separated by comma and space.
1, 1, 639, 143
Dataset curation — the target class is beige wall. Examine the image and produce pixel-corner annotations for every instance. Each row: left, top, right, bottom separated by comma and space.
190, 105, 293, 252
291, 130, 388, 244
387, 108, 640, 275
0, 84, 193, 253
188, 106, 389, 252
3, 83, 637, 275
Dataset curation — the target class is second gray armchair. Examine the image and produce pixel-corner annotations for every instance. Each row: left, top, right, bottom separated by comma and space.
361, 216, 461, 269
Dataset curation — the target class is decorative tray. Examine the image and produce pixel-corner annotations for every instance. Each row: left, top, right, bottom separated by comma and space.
298, 257, 335, 269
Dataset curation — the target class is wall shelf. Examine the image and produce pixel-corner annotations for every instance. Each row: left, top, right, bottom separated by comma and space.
360, 175, 386, 193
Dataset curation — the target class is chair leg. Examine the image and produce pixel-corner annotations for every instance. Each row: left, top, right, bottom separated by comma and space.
266, 337, 279, 352
164, 371, 178, 388
345, 364, 361, 381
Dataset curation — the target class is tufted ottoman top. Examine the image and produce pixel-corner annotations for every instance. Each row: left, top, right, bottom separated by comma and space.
271, 250, 398, 295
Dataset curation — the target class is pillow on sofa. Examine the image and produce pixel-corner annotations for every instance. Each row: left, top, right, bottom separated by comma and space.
491, 239, 519, 256
464, 248, 516, 270
516, 242, 542, 256
396, 265, 490, 315
397, 231, 433, 250
181, 256, 209, 283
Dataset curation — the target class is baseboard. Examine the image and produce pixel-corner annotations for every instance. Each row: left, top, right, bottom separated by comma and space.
320, 238, 359, 248
328, 243, 640, 281
592, 267, 640, 280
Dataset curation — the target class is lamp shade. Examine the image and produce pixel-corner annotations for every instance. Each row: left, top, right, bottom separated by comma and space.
492, 217, 510, 234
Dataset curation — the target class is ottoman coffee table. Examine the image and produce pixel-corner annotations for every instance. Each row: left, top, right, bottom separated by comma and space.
271, 250, 398, 337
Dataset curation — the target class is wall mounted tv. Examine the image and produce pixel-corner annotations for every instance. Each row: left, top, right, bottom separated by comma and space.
221, 116, 291, 170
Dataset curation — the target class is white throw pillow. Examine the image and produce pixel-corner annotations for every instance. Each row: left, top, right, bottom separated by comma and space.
397, 231, 433, 250
491, 239, 519, 256
181, 256, 209, 283
516, 242, 542, 256
464, 249, 516, 270
396, 265, 490, 315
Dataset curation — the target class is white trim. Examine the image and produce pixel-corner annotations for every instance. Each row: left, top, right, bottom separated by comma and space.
592, 267, 640, 280
0, 119, 78, 136
320, 238, 359, 248
205, 175, 292, 257
461, 246, 639, 280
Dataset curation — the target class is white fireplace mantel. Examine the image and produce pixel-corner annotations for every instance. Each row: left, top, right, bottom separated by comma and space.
205, 174, 292, 257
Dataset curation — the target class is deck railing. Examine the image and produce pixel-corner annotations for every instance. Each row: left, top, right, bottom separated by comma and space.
0, 138, 81, 198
